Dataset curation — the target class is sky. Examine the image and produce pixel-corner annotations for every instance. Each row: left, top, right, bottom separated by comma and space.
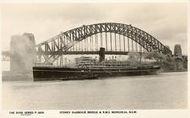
1, 3, 188, 54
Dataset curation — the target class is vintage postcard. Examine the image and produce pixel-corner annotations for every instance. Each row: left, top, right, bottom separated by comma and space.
0, 1, 189, 118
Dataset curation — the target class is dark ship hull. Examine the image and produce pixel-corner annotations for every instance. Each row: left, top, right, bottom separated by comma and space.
33, 65, 160, 81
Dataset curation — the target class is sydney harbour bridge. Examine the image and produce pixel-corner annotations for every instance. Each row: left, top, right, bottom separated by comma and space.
35, 22, 172, 65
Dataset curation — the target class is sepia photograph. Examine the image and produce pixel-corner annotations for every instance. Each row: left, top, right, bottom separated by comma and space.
1, 2, 188, 111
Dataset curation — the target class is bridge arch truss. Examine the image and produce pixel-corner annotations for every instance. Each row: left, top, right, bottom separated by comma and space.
35, 22, 172, 64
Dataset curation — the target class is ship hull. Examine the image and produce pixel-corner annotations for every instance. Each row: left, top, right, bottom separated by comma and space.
33, 66, 160, 81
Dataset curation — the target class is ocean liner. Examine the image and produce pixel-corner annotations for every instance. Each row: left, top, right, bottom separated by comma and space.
33, 57, 160, 81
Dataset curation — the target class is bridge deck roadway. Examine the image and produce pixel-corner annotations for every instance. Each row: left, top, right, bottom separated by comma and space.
36, 51, 144, 55
37, 51, 140, 55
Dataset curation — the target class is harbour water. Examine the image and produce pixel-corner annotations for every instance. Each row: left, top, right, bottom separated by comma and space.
2, 72, 187, 109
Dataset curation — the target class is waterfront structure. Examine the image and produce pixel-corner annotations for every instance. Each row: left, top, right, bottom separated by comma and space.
174, 44, 184, 70
174, 44, 182, 58
10, 33, 35, 73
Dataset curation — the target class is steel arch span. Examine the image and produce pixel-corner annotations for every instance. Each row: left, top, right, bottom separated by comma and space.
35, 22, 172, 63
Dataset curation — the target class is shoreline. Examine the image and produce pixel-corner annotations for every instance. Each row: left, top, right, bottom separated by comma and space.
2, 70, 187, 81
